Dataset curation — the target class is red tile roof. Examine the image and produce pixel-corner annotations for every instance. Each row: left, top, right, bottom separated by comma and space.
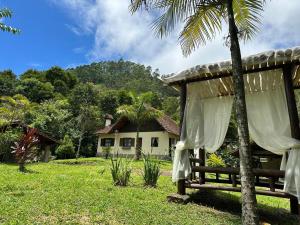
96, 115, 179, 136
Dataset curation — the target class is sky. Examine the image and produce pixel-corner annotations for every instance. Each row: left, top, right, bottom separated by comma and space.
0, 0, 300, 75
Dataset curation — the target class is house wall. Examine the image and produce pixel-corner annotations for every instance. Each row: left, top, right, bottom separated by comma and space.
97, 131, 178, 157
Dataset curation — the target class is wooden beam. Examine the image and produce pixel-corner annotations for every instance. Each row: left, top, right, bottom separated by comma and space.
177, 83, 187, 195
282, 64, 300, 215
185, 183, 291, 198
191, 166, 285, 178
283, 64, 300, 139
199, 149, 206, 184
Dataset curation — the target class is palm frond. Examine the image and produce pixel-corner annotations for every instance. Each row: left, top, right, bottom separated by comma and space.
151, 0, 198, 37
179, 4, 224, 56
232, 0, 265, 41
0, 8, 12, 18
0, 8, 20, 34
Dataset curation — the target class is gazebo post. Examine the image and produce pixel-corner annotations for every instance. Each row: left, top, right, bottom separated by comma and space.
282, 64, 300, 215
177, 82, 187, 195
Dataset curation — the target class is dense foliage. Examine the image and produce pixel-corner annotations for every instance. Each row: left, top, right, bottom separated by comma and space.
0, 60, 179, 161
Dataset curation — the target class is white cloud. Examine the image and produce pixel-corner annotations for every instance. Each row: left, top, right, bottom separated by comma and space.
51, 0, 300, 74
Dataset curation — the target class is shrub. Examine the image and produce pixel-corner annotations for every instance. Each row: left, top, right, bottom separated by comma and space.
102, 146, 112, 159
11, 128, 39, 172
111, 157, 131, 186
207, 153, 226, 168
55, 135, 75, 159
0, 129, 22, 162
142, 154, 161, 187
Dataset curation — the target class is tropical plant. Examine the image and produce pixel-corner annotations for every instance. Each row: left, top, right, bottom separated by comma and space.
130, 0, 264, 223
207, 153, 226, 168
110, 157, 132, 186
142, 154, 161, 187
0, 8, 20, 34
117, 95, 161, 160
11, 128, 39, 172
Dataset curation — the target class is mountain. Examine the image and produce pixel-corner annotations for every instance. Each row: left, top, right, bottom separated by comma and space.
68, 59, 177, 97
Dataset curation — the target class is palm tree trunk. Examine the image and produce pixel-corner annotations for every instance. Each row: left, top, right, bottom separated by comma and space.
226, 0, 259, 224
135, 125, 141, 160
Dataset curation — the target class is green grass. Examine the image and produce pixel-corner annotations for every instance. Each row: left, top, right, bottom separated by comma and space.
0, 158, 298, 225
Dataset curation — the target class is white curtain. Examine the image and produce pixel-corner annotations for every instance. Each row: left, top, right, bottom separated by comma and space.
172, 81, 233, 182
245, 69, 300, 202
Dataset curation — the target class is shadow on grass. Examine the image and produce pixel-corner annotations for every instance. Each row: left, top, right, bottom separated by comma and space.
20, 168, 40, 174
189, 190, 299, 225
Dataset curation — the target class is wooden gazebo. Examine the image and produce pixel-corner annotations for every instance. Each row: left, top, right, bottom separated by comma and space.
163, 47, 300, 215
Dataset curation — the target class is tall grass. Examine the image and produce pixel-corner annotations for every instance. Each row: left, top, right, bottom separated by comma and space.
142, 154, 161, 187
110, 157, 131, 186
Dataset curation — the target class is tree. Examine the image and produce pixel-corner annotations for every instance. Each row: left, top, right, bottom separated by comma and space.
68, 83, 99, 115
130, 0, 264, 223
117, 96, 161, 160
140, 91, 163, 109
162, 96, 180, 122
74, 105, 101, 159
45, 66, 78, 94
17, 78, 55, 103
25, 99, 72, 140
0, 8, 20, 34
0, 70, 18, 96
20, 69, 44, 81
0, 94, 31, 125
55, 135, 75, 159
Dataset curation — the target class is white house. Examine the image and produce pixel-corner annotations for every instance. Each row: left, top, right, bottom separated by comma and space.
96, 114, 179, 158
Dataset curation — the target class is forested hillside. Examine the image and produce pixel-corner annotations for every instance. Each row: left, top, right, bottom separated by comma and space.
68, 60, 177, 97
0, 60, 179, 160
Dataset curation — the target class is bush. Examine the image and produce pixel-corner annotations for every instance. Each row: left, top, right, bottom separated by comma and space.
142, 155, 161, 187
207, 153, 226, 168
0, 129, 22, 162
111, 157, 131, 186
102, 146, 112, 159
55, 135, 75, 159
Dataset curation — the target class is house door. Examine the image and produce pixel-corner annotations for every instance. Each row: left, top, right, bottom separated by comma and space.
137, 138, 143, 149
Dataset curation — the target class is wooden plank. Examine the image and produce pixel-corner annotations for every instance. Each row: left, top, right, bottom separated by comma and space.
186, 183, 291, 198
191, 166, 285, 178
204, 178, 284, 190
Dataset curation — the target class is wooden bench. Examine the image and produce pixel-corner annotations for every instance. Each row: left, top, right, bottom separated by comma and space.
180, 157, 300, 215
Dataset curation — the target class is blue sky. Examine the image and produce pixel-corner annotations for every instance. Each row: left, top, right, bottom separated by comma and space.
1, 0, 300, 75
0, 0, 95, 74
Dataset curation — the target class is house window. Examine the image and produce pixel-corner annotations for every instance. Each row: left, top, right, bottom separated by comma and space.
120, 138, 135, 148
101, 138, 115, 147
151, 137, 159, 147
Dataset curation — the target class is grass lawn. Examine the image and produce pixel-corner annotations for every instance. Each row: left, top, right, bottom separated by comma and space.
0, 158, 298, 225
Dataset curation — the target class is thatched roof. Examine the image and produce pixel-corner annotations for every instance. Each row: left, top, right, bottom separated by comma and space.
162, 46, 300, 87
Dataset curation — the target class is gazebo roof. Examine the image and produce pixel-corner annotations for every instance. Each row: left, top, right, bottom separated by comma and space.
162, 46, 300, 87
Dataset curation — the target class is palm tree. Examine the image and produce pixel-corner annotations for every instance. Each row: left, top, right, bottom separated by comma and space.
117, 95, 161, 160
0, 8, 20, 34
130, 0, 264, 224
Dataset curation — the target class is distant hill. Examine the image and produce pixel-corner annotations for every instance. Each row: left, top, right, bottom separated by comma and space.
68, 60, 177, 97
